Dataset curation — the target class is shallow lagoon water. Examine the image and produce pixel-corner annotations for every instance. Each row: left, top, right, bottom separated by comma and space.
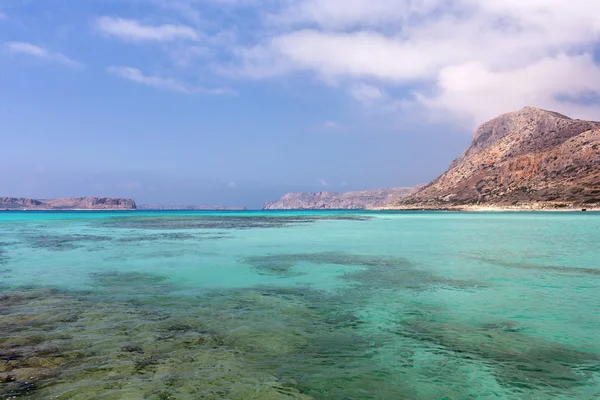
1, 210, 599, 399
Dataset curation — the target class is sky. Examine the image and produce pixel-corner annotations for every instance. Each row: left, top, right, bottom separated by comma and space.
2, 0, 600, 209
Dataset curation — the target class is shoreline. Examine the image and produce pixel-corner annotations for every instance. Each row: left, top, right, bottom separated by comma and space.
0, 208, 137, 211
2, 207, 599, 213
372, 203, 600, 212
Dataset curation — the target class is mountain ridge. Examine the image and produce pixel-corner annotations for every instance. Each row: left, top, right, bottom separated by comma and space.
263, 186, 422, 210
385, 107, 600, 210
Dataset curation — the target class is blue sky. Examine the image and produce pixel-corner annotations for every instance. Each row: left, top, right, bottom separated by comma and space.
2, 0, 600, 208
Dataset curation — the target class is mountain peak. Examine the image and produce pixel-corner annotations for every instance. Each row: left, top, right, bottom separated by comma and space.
515, 106, 571, 120
451, 107, 584, 168
389, 107, 600, 209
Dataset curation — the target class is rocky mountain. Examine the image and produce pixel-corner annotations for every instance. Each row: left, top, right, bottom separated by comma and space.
263, 187, 421, 210
387, 107, 600, 210
0, 197, 137, 210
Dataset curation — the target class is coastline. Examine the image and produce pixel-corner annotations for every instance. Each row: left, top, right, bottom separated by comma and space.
372, 203, 600, 212
3, 206, 599, 213
0, 208, 137, 211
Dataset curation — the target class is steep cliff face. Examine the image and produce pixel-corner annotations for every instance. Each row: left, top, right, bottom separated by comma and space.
0, 197, 137, 210
263, 187, 421, 210
390, 107, 600, 209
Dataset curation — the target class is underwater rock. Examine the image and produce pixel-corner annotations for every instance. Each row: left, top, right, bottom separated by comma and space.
22, 233, 113, 251
245, 252, 413, 278
245, 252, 481, 292
134, 356, 160, 372
472, 256, 600, 276
0, 249, 8, 266
116, 233, 199, 243
164, 322, 193, 332
1, 288, 320, 399
99, 214, 371, 231
121, 344, 144, 353
397, 320, 599, 390
325, 313, 364, 329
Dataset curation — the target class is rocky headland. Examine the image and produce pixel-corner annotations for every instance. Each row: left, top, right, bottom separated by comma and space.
263, 187, 421, 210
0, 197, 137, 210
383, 107, 600, 210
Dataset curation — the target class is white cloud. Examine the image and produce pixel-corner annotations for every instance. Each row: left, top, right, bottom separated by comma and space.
232, 30, 443, 82
96, 17, 199, 42
318, 179, 329, 187
224, 0, 600, 127
350, 83, 384, 105
227, 181, 236, 188
419, 54, 600, 126
5, 42, 83, 69
0, 11, 6, 20
107, 66, 235, 95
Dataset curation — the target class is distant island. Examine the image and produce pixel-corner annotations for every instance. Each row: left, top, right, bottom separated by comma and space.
138, 205, 247, 211
382, 107, 600, 211
0, 197, 136, 210
263, 187, 421, 210
0, 198, 249, 211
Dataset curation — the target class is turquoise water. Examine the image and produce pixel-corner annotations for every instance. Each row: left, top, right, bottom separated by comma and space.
1, 210, 599, 399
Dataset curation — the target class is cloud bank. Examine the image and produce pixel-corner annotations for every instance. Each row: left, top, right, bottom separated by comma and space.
223, 0, 600, 126
7, 1, 600, 126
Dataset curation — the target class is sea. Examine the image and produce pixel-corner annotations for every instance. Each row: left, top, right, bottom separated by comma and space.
0, 210, 599, 399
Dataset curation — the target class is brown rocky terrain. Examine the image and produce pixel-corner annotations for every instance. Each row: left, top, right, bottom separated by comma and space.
0, 197, 137, 210
385, 107, 600, 210
264, 187, 421, 210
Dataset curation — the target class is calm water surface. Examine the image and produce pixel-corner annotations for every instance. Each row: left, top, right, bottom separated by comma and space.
0, 210, 599, 399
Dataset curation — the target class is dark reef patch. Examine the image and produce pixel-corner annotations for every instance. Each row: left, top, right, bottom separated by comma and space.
245, 252, 481, 291
0, 287, 320, 399
88, 271, 175, 301
116, 233, 200, 243
193, 287, 421, 399
98, 214, 372, 231
396, 320, 599, 390
0, 241, 15, 266
245, 252, 414, 277
90, 271, 169, 285
0, 250, 8, 266
472, 256, 600, 276
21, 233, 113, 251
343, 262, 481, 291
1, 278, 598, 399
2, 282, 408, 398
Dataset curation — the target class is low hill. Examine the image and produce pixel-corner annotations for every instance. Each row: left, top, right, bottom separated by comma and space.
263, 187, 421, 210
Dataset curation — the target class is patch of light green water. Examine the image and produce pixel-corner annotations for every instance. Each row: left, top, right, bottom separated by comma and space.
1, 210, 599, 399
